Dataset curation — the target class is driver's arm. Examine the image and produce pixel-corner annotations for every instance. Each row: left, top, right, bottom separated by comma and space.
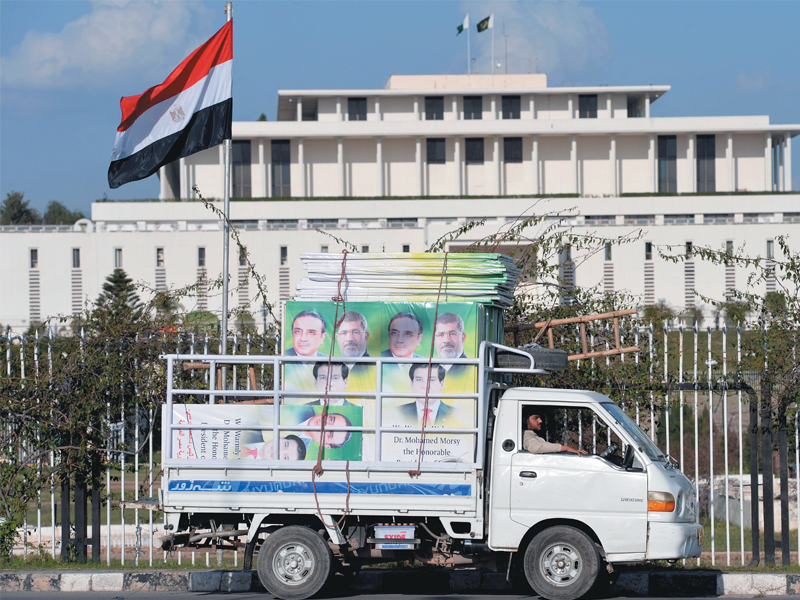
561, 445, 588, 456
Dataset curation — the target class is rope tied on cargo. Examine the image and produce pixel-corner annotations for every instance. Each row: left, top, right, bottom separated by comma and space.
408, 252, 448, 478
311, 249, 351, 529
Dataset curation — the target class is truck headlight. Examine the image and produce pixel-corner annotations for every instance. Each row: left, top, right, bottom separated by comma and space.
648, 491, 676, 512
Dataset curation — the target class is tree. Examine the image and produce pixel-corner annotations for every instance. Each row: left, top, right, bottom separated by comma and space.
43, 201, 85, 225
95, 269, 142, 318
643, 301, 676, 330
257, 113, 267, 121
0, 191, 40, 225
722, 300, 749, 326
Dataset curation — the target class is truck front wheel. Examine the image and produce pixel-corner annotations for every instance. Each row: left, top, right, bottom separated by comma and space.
256, 526, 332, 600
524, 526, 599, 600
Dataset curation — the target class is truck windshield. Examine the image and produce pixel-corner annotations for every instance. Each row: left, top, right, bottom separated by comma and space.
601, 403, 664, 462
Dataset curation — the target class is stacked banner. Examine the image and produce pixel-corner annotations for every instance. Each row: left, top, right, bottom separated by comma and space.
295, 252, 520, 308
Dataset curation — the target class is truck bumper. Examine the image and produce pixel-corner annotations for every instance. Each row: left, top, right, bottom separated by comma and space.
646, 522, 703, 560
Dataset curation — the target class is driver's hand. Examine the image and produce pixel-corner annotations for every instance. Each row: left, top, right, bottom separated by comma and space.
565, 446, 588, 456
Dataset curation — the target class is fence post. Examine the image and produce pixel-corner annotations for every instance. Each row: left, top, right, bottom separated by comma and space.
74, 473, 87, 562
778, 402, 790, 565
91, 458, 101, 563
761, 376, 775, 565
748, 386, 760, 567
60, 474, 71, 561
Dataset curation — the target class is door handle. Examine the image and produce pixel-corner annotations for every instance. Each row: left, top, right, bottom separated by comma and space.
519, 471, 537, 478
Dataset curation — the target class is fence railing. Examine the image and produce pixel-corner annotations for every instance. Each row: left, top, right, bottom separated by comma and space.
1, 323, 797, 567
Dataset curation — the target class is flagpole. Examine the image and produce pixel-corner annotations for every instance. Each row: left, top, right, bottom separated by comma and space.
220, 0, 233, 359
467, 14, 471, 87
491, 13, 495, 87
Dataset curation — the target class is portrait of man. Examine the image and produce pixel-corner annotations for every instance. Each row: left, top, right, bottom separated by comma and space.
434, 312, 468, 374
287, 310, 327, 357
307, 362, 354, 407
336, 311, 373, 378
393, 363, 456, 427
240, 435, 306, 461
381, 312, 424, 359
299, 412, 353, 449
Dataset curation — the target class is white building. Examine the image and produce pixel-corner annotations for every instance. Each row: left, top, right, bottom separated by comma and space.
1, 74, 797, 333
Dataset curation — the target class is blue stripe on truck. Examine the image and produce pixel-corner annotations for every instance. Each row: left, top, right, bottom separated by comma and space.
168, 480, 472, 496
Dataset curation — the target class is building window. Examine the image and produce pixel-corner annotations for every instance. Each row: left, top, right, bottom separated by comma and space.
425, 96, 444, 120
645, 242, 653, 261
696, 134, 716, 192
239, 247, 247, 266
627, 95, 642, 118
280, 246, 288, 266
72, 248, 80, 269
361, 245, 369, 253
504, 137, 523, 163
198, 247, 206, 267
579, 95, 598, 118
502, 95, 521, 119
348, 97, 367, 121
464, 95, 482, 120
604, 243, 612, 261
231, 140, 252, 197
426, 138, 446, 164
156, 247, 165, 268
726, 240, 733, 256
30, 249, 38, 269
766, 239, 774, 259
402, 245, 410, 253
685, 241, 693, 259
320, 245, 328, 254
271, 140, 291, 197
114, 248, 123, 268
658, 135, 677, 193
465, 138, 484, 164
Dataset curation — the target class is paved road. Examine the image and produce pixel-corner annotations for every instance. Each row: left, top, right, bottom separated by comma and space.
1, 595, 781, 600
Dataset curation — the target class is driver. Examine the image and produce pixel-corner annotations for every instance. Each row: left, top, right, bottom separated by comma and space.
522, 406, 587, 455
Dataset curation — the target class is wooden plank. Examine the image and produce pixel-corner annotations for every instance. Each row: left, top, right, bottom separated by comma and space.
568, 346, 639, 361
506, 309, 638, 332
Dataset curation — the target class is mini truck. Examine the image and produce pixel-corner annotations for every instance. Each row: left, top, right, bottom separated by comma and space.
158, 342, 702, 600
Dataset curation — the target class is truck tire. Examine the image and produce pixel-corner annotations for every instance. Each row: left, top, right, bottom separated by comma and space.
524, 526, 600, 600
496, 347, 569, 372
256, 526, 332, 600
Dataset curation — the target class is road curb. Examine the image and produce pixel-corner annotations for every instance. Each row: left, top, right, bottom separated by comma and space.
2, 569, 800, 594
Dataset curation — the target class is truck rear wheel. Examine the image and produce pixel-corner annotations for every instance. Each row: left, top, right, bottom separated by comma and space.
524, 526, 599, 600
256, 526, 332, 600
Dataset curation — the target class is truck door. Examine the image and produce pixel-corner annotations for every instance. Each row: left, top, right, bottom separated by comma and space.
509, 404, 648, 555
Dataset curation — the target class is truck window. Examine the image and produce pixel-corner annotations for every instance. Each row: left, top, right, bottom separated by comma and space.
519, 405, 626, 456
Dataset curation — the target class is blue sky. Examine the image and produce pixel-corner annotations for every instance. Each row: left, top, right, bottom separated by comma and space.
1, 0, 798, 215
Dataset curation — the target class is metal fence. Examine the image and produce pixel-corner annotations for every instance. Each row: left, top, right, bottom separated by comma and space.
1, 323, 797, 567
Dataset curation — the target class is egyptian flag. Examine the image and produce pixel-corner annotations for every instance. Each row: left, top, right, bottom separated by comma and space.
108, 21, 232, 189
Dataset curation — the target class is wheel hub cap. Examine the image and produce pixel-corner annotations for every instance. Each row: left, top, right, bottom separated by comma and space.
274, 543, 314, 585
541, 544, 582, 586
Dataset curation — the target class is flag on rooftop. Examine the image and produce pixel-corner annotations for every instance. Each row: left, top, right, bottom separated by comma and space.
457, 14, 469, 36
108, 21, 233, 189
477, 14, 493, 33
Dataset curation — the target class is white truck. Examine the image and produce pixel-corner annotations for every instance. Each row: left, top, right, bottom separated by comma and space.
158, 342, 702, 600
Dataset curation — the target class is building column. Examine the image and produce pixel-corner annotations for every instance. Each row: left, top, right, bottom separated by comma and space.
454, 136, 462, 195
645, 94, 651, 118
726, 132, 734, 192
414, 96, 420, 121
529, 95, 535, 119
180, 157, 188, 199
571, 135, 578, 194
416, 136, 423, 195
375, 97, 381, 121
452, 95, 458, 120
609, 134, 617, 196
297, 138, 306, 197
376, 137, 384, 196
493, 136, 501, 195
159, 166, 168, 200
568, 94, 574, 119
532, 135, 539, 195
337, 137, 344, 196
765, 132, 773, 191
786, 135, 793, 191
296, 98, 302, 122
491, 95, 497, 119
688, 134, 696, 193
606, 93, 612, 118
649, 134, 656, 193
258, 139, 267, 197
336, 96, 342, 121
263, 139, 272, 198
